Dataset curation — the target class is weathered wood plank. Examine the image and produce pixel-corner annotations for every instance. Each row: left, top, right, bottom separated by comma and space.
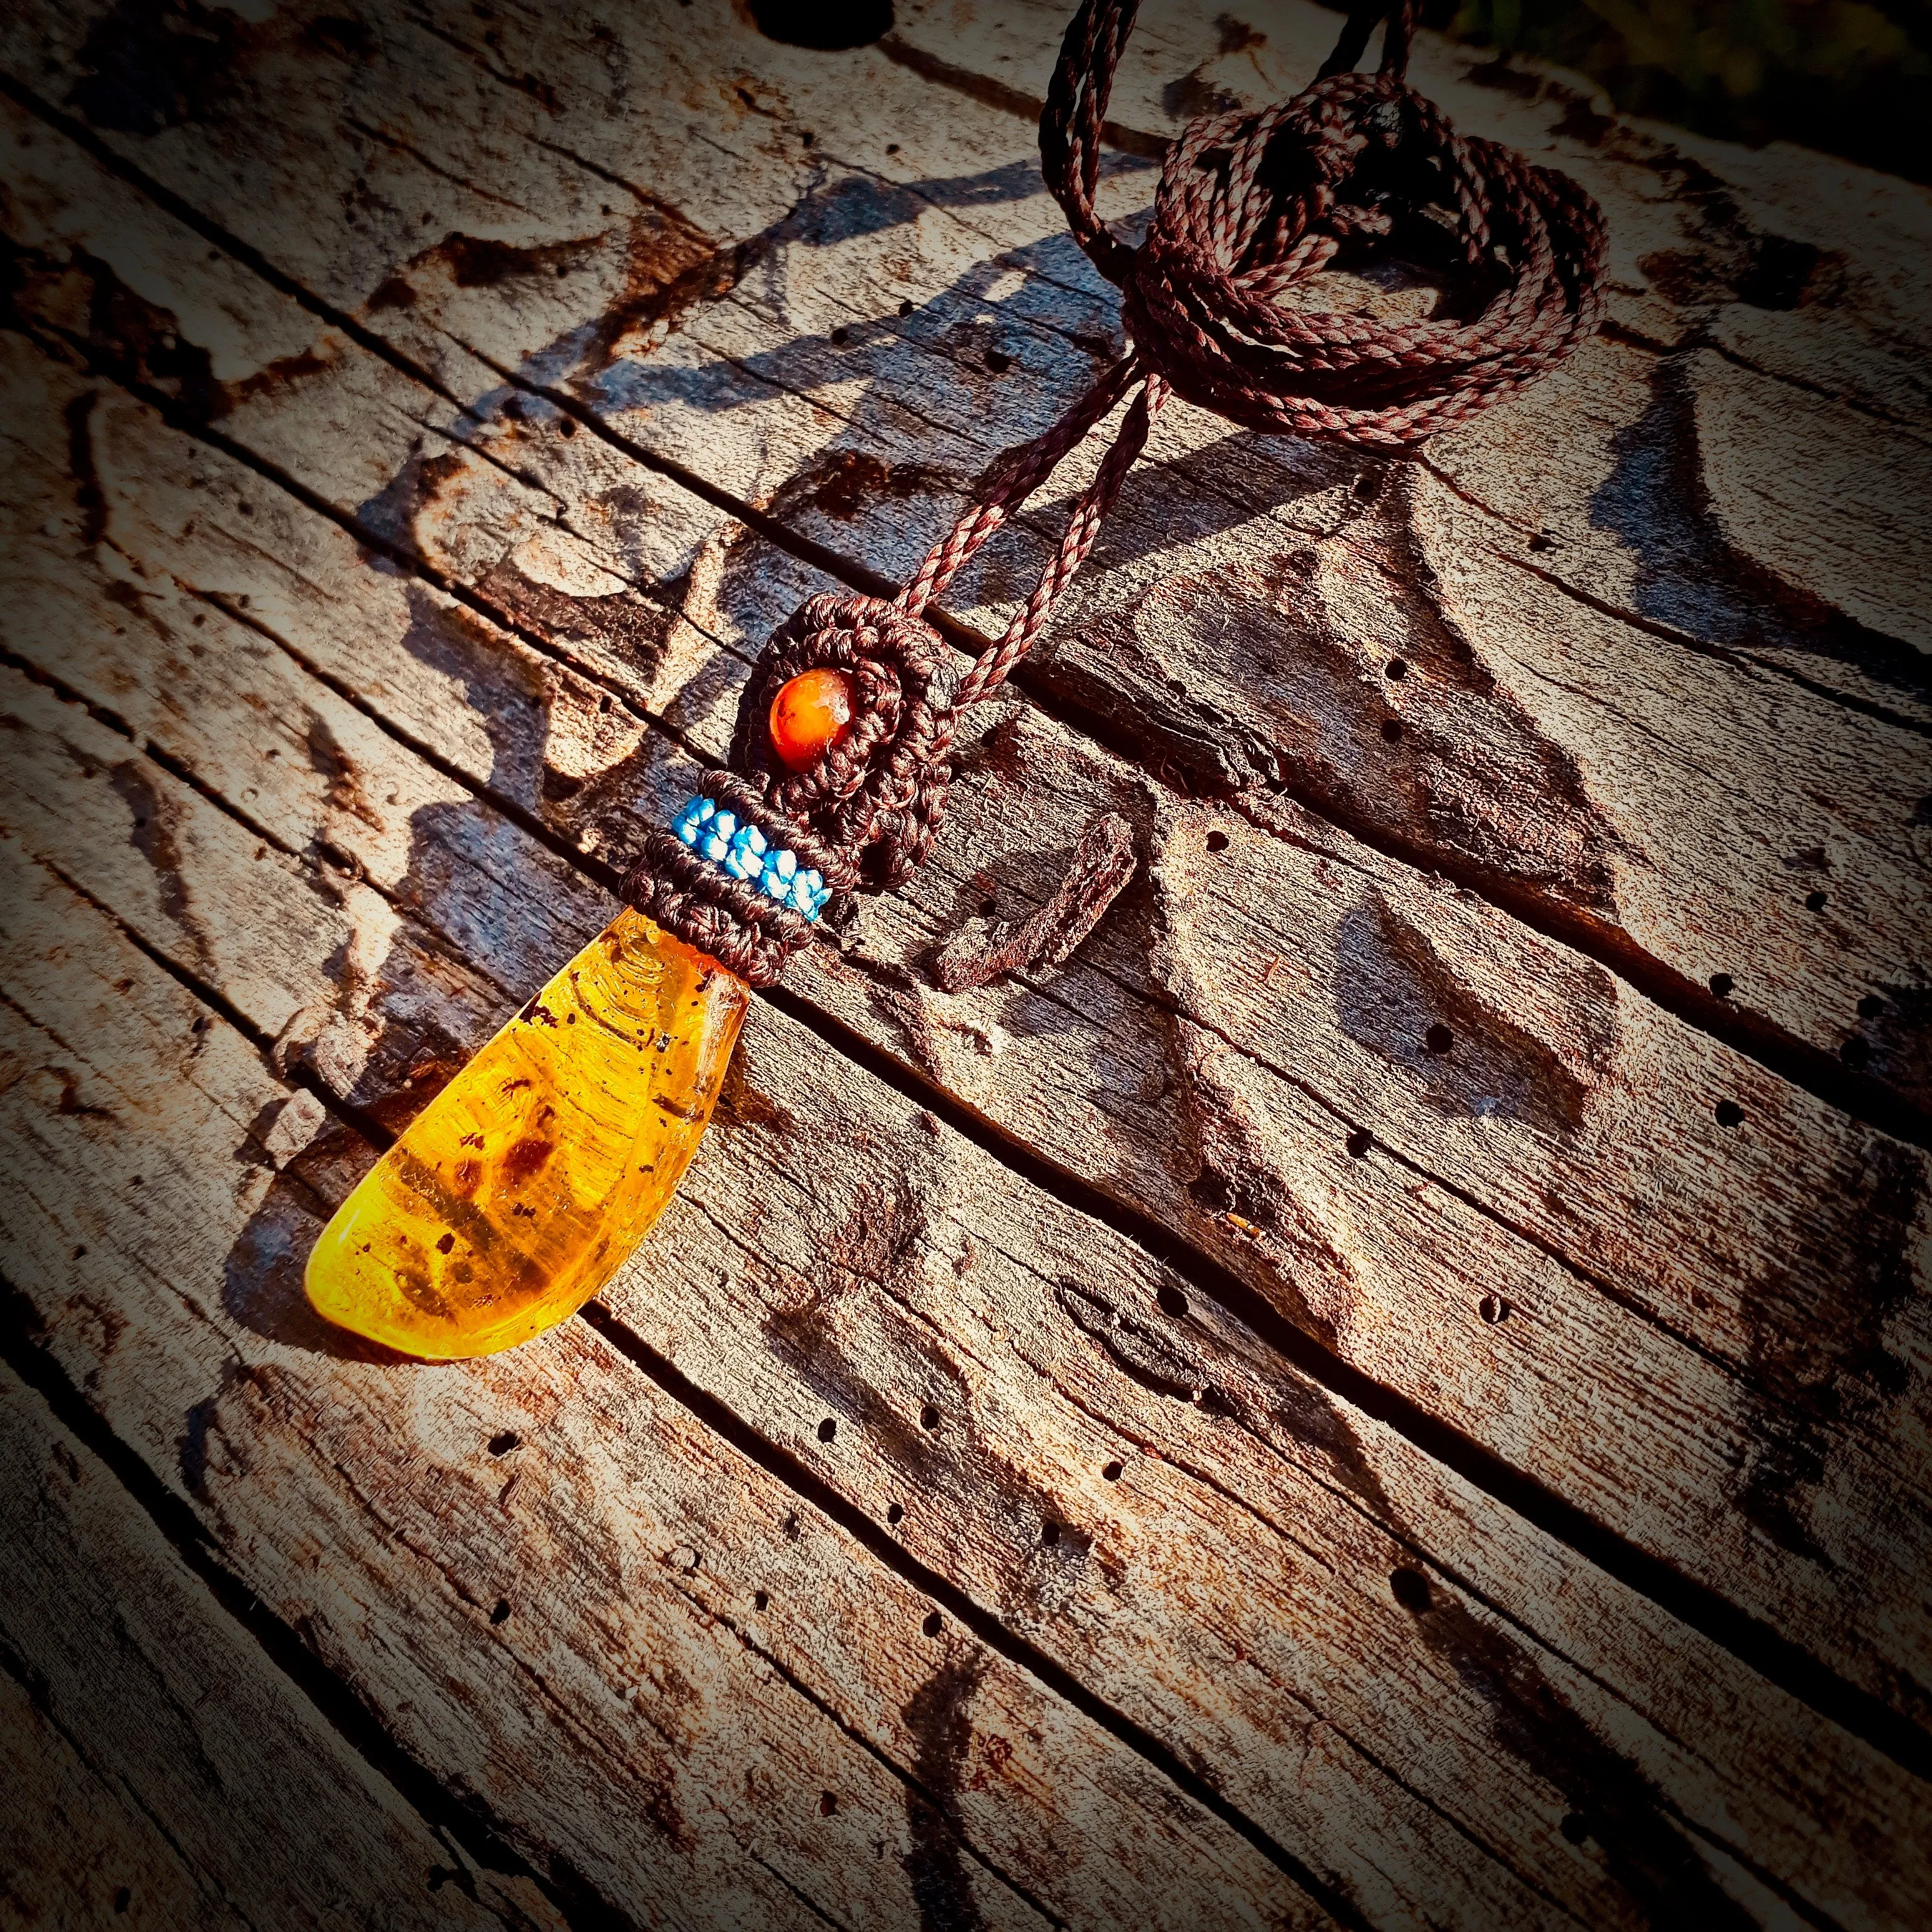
884, 0, 1932, 665
0, 801, 1336, 1931
4, 392, 1929, 1928
7, 183, 1928, 1762
12, 0, 1916, 1109
0, 660, 1865, 1932
0, 1357, 565, 1931
0, 1668, 244, 1931
4, 0, 1932, 1878
0, 547, 1556, 1928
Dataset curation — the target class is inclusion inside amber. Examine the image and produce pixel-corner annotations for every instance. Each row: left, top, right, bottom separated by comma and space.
305, 911, 748, 1359
769, 666, 855, 772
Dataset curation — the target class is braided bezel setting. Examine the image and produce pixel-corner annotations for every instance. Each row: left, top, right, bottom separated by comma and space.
673, 798, 830, 922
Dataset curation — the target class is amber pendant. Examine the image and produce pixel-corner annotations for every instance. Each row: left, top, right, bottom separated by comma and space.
306, 911, 748, 1359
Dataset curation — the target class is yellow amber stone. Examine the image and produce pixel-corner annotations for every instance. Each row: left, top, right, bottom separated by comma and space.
305, 911, 748, 1359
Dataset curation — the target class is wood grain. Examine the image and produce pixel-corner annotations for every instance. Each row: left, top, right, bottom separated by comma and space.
2, 361, 1928, 1927
0, 817, 1335, 1930
27, 0, 1906, 1108
4, 182, 1926, 1745
2, 0, 1929, 1918
0, 1357, 565, 1931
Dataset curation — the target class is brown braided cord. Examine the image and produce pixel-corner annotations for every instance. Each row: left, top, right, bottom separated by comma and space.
624, 830, 811, 987
1044, 0, 1608, 447
625, 0, 1606, 987
621, 593, 961, 987
723, 593, 962, 894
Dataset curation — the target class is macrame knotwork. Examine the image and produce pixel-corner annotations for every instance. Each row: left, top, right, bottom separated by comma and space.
1046, 0, 1609, 446
624, 593, 960, 986
623, 0, 1607, 988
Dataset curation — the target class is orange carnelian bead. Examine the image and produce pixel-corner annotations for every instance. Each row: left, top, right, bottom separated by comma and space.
769, 668, 855, 773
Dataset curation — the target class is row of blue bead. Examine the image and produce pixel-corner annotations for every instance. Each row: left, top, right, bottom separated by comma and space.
673, 798, 830, 921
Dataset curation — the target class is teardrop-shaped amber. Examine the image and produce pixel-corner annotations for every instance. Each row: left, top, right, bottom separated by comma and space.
305, 911, 748, 1359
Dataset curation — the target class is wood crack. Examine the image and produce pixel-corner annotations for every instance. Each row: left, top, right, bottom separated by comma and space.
740, 1849, 853, 1932
1453, 495, 1932, 744
0, 71, 476, 416
1159, 937, 1782, 1387
341, 114, 539, 216
666, 1580, 1065, 1930
21, 849, 398, 1158
0, 1306, 595, 1930
756, 988, 1932, 1786
572, 1299, 1378, 1931
0, 1621, 268, 1932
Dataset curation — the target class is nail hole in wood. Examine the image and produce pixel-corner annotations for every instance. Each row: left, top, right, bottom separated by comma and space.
487, 1431, 520, 1456
897, 296, 913, 316
1715, 1100, 1745, 1128
489, 1599, 510, 1625
754, 1589, 769, 1610
1479, 1295, 1509, 1324
1858, 994, 1885, 1018
1381, 717, 1402, 742
1102, 1460, 1124, 1481
1842, 1038, 1871, 1070
819, 1791, 838, 1816
1709, 972, 1734, 997
985, 349, 1012, 373
887, 1503, 904, 1526
746, 1, 892, 51
1528, 532, 1554, 552
978, 895, 998, 917
1390, 1568, 1432, 1613
1205, 829, 1229, 852
1156, 1283, 1189, 1319
1805, 890, 1828, 912
887, 143, 901, 156
114, 1889, 131, 1914
922, 1609, 944, 1637
1560, 1813, 1590, 1845
817, 1417, 837, 1442
1423, 1023, 1453, 1055
559, 418, 575, 436
829, 326, 849, 346
1385, 657, 1407, 680
1042, 1521, 1060, 1546
920, 1403, 940, 1430
1345, 1128, 1372, 1158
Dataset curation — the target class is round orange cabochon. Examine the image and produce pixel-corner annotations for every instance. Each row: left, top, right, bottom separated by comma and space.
769, 668, 856, 772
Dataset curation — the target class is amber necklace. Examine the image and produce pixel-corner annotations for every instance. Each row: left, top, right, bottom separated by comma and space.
305, 0, 1606, 1358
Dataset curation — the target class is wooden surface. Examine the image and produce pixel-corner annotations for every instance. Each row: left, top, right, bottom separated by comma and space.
1, 0, 1927, 1924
